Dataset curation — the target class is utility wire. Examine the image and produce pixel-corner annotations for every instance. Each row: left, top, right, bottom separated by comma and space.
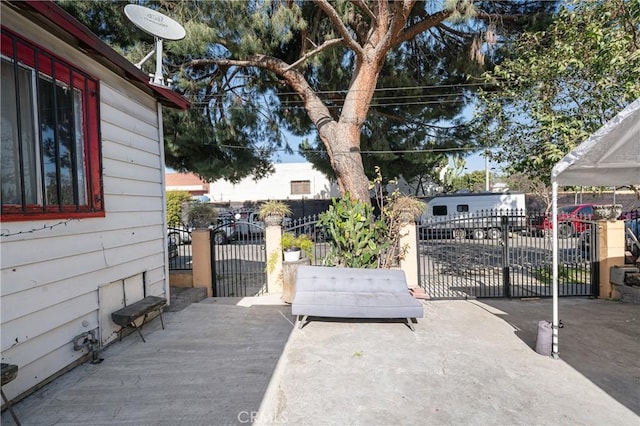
219, 144, 490, 155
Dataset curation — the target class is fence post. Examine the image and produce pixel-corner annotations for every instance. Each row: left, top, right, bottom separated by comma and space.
399, 217, 419, 288
192, 229, 213, 297
597, 220, 626, 299
265, 222, 283, 293
501, 215, 511, 298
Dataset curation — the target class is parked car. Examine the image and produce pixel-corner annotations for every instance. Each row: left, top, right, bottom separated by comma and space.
578, 209, 639, 259
529, 204, 595, 238
168, 225, 192, 244
211, 216, 237, 245
167, 233, 179, 258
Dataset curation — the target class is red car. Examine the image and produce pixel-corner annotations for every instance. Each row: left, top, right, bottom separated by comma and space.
529, 204, 595, 238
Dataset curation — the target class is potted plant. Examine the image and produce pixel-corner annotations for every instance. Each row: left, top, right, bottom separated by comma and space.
258, 200, 292, 226
187, 202, 216, 229
281, 232, 313, 262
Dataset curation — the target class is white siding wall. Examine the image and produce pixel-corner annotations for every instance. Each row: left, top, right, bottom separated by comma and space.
0, 8, 169, 400
208, 163, 339, 202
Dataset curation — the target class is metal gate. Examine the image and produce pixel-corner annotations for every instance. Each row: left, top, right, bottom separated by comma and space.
417, 210, 598, 299
210, 223, 267, 297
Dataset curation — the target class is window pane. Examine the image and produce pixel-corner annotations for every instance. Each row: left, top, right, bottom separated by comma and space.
38, 76, 59, 205
73, 89, 86, 204
433, 205, 447, 216
1, 60, 38, 206
291, 180, 310, 195
55, 82, 74, 205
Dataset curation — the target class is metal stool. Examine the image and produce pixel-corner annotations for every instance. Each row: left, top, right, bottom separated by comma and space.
1, 363, 21, 425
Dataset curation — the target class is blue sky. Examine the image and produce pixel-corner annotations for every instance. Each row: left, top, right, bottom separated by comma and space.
274, 143, 493, 173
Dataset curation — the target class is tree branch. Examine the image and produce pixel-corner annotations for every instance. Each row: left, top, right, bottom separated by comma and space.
378, 0, 415, 53
436, 22, 475, 39
393, 9, 453, 47
284, 37, 345, 71
314, 0, 364, 56
349, 0, 376, 23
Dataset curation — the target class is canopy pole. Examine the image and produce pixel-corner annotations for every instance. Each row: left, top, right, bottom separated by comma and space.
551, 181, 559, 359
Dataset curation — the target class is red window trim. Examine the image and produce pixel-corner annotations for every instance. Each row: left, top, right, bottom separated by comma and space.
1, 26, 104, 222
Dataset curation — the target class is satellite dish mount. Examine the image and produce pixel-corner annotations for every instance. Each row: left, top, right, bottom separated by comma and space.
124, 4, 186, 86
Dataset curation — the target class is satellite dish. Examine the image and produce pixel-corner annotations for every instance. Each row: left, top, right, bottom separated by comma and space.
124, 4, 186, 40
124, 4, 186, 85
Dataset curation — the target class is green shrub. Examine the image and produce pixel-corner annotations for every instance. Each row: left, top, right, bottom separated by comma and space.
318, 193, 389, 268
281, 232, 314, 260
166, 191, 192, 226
187, 202, 217, 228
318, 167, 426, 269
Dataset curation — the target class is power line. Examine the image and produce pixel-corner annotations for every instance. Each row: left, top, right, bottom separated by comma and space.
218, 144, 488, 155
189, 97, 473, 108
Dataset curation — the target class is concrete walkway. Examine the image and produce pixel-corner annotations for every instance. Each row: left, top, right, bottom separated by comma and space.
2, 295, 294, 426
256, 299, 639, 425
2, 296, 638, 425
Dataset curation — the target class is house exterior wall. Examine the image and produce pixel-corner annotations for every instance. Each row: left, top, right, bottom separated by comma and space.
0, 7, 169, 401
207, 162, 339, 202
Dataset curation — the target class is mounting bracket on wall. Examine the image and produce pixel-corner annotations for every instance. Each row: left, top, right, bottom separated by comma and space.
124, 4, 186, 86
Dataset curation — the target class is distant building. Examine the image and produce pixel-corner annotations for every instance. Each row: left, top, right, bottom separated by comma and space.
207, 163, 339, 202
165, 172, 210, 198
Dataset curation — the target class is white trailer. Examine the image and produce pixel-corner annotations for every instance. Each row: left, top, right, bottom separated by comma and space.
419, 192, 527, 239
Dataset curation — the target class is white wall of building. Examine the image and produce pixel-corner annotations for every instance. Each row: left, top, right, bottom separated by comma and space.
208, 163, 339, 202
0, 8, 169, 401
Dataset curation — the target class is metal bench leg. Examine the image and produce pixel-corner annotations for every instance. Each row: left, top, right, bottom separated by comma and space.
1, 388, 21, 426
297, 315, 308, 329
158, 309, 165, 330
406, 318, 416, 332
134, 319, 147, 342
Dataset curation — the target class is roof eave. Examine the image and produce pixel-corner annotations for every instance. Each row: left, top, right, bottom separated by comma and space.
9, 0, 189, 110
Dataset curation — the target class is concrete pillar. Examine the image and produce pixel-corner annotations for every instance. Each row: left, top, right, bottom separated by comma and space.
399, 220, 419, 289
265, 223, 283, 293
191, 229, 212, 297
597, 220, 625, 299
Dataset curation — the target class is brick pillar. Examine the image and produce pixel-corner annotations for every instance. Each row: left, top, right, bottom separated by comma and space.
192, 229, 213, 297
266, 223, 283, 293
597, 220, 625, 299
399, 219, 419, 289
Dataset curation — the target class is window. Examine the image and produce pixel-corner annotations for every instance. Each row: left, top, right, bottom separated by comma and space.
433, 205, 448, 216
1, 28, 102, 221
290, 180, 310, 195
456, 204, 469, 213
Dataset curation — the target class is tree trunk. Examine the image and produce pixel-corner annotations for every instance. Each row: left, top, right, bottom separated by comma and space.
329, 128, 371, 203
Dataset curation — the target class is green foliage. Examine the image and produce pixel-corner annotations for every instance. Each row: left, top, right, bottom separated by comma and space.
318, 167, 426, 269
281, 232, 313, 260
475, 0, 640, 182
450, 170, 487, 193
58, 0, 556, 196
370, 167, 426, 268
186, 202, 217, 228
319, 193, 388, 268
166, 190, 192, 226
258, 200, 292, 220
266, 232, 314, 273
534, 265, 583, 285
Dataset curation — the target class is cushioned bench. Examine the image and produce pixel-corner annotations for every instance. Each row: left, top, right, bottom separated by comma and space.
111, 295, 167, 342
291, 265, 424, 331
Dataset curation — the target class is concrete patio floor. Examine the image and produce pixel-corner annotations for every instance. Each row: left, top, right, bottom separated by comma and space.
2, 296, 638, 425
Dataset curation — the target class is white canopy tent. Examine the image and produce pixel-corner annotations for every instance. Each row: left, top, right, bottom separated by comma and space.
550, 98, 640, 358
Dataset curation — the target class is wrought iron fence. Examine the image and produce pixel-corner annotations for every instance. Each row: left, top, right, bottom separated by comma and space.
168, 226, 192, 271
211, 223, 267, 297
284, 214, 329, 265
417, 210, 598, 299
